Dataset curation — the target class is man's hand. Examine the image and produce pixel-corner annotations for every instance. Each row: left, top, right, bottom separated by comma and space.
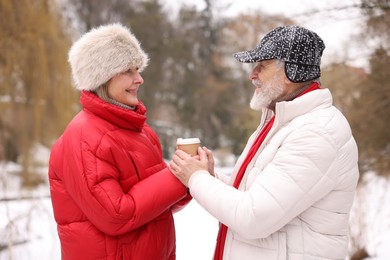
170, 147, 213, 187
202, 147, 215, 176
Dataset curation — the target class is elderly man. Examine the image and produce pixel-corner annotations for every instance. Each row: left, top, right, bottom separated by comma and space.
170, 25, 359, 260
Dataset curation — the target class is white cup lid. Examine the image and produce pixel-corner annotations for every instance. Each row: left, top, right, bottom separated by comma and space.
176, 138, 201, 145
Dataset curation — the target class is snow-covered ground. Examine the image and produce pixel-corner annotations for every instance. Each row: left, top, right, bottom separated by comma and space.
1, 159, 390, 260
0, 193, 218, 260
0, 161, 228, 260
348, 172, 390, 260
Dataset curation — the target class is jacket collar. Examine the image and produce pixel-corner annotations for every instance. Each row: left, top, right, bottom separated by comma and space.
80, 90, 147, 132
261, 86, 333, 127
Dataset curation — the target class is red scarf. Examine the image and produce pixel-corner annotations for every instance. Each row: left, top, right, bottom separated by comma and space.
213, 83, 320, 260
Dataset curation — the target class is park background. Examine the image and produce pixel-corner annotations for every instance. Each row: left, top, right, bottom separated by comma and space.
1, 0, 389, 259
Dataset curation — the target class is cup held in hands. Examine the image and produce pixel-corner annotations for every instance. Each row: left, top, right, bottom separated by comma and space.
176, 138, 201, 156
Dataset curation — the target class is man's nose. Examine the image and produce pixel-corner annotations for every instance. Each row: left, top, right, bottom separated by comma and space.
249, 70, 257, 81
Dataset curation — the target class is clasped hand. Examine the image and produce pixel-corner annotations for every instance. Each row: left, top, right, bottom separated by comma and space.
169, 147, 215, 187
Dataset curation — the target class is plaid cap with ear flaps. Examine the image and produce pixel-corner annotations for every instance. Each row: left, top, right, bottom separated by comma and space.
234, 26, 325, 83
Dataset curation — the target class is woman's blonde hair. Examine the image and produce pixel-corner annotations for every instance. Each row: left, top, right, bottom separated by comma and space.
94, 83, 110, 103
93, 83, 136, 110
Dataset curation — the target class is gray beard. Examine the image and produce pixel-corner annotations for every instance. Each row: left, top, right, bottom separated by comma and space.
249, 76, 284, 111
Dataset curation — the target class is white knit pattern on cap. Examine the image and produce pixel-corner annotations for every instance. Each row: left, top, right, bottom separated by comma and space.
68, 23, 149, 91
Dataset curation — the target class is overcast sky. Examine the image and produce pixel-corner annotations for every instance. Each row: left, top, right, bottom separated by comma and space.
163, 0, 368, 68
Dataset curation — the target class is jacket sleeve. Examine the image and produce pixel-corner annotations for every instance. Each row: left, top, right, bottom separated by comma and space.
215, 171, 231, 184
60, 139, 188, 236
124, 167, 188, 228
170, 192, 192, 213
188, 129, 339, 239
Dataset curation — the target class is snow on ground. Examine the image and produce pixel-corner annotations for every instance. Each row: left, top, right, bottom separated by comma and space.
348, 171, 390, 259
2, 159, 390, 260
174, 201, 218, 260
0, 196, 218, 260
0, 161, 226, 260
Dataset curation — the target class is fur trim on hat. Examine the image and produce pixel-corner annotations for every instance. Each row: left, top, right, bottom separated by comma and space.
68, 23, 149, 91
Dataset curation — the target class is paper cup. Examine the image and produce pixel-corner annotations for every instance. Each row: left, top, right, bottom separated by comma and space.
176, 138, 201, 156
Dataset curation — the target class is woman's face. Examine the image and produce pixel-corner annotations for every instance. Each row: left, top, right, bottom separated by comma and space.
107, 68, 144, 107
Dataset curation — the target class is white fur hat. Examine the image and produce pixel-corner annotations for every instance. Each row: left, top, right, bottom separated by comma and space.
68, 23, 149, 91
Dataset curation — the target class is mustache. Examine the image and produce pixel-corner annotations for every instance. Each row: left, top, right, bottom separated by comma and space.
252, 79, 262, 87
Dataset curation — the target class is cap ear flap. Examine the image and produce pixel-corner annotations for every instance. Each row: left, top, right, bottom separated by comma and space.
283, 64, 293, 84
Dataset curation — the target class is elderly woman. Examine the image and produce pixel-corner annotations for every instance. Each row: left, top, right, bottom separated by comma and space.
48, 23, 190, 260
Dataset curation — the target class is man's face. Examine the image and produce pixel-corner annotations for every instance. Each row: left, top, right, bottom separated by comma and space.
249, 60, 285, 111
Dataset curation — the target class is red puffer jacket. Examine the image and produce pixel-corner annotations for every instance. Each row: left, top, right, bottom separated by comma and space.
48, 91, 190, 260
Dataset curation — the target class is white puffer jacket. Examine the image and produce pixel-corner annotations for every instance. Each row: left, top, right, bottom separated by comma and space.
189, 88, 359, 260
